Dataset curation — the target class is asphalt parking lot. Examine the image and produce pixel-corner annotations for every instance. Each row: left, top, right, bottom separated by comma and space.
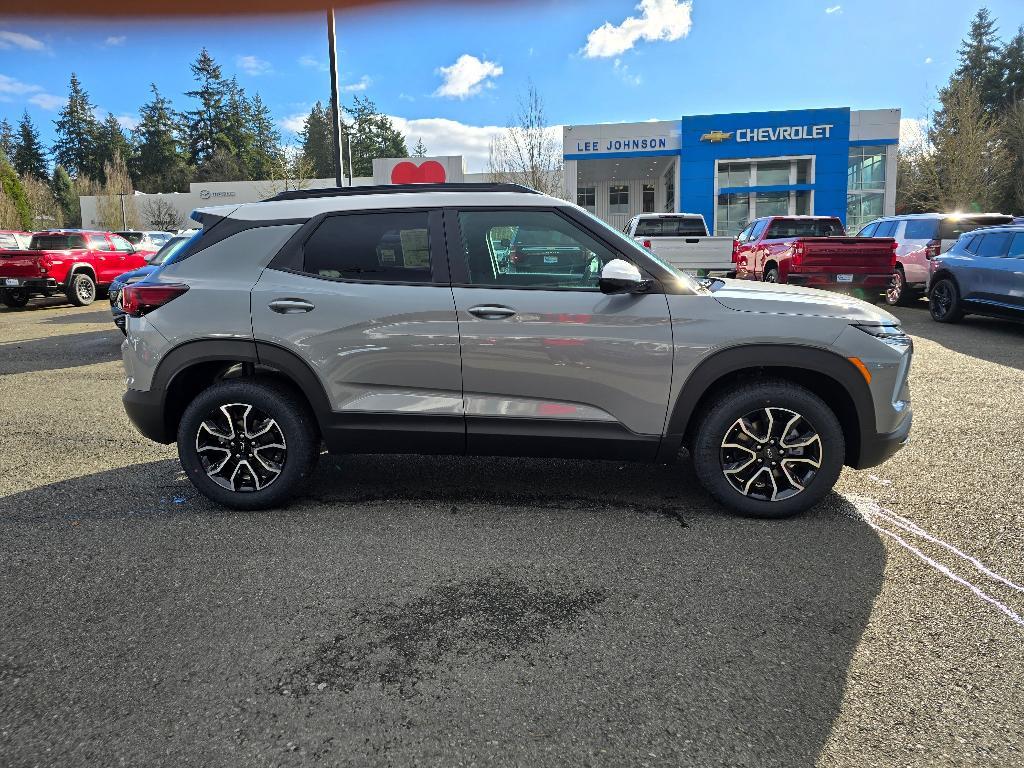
1, 297, 1022, 767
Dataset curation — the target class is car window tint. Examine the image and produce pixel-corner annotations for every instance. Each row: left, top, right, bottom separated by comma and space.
750, 219, 768, 239
857, 222, 878, 237
975, 232, 1012, 258
1008, 232, 1024, 258
766, 218, 844, 238
301, 211, 432, 282
634, 218, 663, 237
457, 210, 619, 290
88, 235, 112, 251
110, 234, 134, 251
961, 235, 979, 253
939, 216, 1014, 240
904, 219, 939, 239
874, 221, 897, 238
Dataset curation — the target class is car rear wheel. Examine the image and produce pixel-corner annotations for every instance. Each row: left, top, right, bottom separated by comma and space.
66, 273, 96, 306
1, 289, 29, 308
177, 378, 318, 510
885, 266, 910, 306
691, 380, 844, 518
929, 277, 964, 323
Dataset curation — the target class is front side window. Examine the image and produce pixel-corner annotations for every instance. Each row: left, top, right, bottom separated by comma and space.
88, 235, 113, 251
301, 211, 432, 283
750, 219, 768, 240
110, 234, 135, 252
576, 186, 596, 211
457, 209, 620, 290
609, 185, 629, 214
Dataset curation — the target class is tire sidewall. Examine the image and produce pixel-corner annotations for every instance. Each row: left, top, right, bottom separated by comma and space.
885, 267, 904, 306
692, 383, 845, 519
764, 267, 779, 283
67, 273, 96, 306
1, 289, 29, 308
177, 379, 317, 510
929, 277, 961, 322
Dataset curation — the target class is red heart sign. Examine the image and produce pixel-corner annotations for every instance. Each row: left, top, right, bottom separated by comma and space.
390, 160, 446, 184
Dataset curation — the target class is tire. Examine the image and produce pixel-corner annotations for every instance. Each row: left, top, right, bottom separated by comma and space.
763, 266, 780, 283
885, 267, 910, 306
177, 378, 319, 510
929, 277, 964, 323
691, 379, 845, 519
1, 289, 29, 308
66, 272, 96, 306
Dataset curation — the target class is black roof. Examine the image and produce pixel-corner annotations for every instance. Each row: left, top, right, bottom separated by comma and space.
265, 182, 540, 202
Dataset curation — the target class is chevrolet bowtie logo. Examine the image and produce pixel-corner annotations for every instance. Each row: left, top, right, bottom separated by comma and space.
700, 130, 734, 143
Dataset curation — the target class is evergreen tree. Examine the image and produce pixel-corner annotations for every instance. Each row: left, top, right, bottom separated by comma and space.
0, 118, 15, 163
184, 48, 231, 168
133, 84, 191, 193
51, 165, 80, 227
299, 101, 334, 179
344, 95, 408, 177
412, 137, 428, 157
13, 111, 48, 180
96, 113, 133, 178
953, 8, 1004, 113
0, 155, 32, 230
222, 76, 253, 177
52, 73, 101, 179
245, 92, 282, 180
1001, 26, 1024, 107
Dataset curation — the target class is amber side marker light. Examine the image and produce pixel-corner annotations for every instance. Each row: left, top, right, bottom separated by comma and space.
847, 356, 872, 384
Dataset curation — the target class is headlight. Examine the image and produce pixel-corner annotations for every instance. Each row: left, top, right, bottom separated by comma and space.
852, 324, 912, 349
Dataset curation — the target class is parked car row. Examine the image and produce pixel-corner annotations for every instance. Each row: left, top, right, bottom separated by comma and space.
0, 229, 175, 308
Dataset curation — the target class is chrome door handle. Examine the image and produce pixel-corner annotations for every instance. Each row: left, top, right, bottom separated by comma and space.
467, 305, 516, 320
269, 298, 315, 314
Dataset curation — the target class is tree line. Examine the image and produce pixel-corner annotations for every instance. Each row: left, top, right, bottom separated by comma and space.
898, 8, 1024, 214
0, 47, 411, 232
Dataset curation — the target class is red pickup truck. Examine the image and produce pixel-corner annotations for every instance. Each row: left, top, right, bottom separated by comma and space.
732, 216, 896, 301
0, 230, 148, 308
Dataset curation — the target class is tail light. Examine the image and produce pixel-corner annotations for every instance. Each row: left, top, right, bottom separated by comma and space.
642, 239, 652, 250
731, 239, 740, 263
925, 239, 941, 259
121, 283, 189, 317
890, 239, 899, 269
792, 242, 805, 269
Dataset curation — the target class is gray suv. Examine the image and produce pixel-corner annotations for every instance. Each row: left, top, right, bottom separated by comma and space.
120, 183, 913, 518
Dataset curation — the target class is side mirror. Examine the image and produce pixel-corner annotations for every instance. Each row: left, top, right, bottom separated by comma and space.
599, 258, 648, 294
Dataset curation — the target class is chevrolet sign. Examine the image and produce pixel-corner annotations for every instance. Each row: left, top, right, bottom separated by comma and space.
699, 124, 835, 143
700, 130, 733, 143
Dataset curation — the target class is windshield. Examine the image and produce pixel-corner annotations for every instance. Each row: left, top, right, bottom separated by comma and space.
146, 236, 190, 265
581, 207, 700, 291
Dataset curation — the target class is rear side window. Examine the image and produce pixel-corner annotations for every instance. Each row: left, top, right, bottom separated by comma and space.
88, 234, 112, 251
1009, 233, 1024, 258
904, 219, 939, 240
301, 211, 432, 283
874, 221, 898, 238
29, 234, 86, 249
974, 232, 1012, 258
961, 235, 979, 254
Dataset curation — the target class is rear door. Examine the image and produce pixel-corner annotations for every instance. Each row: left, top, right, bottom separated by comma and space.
899, 218, 939, 285
86, 234, 118, 283
447, 207, 673, 458
1004, 232, 1024, 310
971, 231, 1016, 307
251, 208, 465, 453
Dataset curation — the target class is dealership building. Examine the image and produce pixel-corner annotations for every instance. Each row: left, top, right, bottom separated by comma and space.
563, 107, 900, 236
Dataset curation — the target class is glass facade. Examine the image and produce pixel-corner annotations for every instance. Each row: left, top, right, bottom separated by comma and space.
846, 145, 887, 232
716, 193, 750, 236
577, 186, 596, 212
609, 184, 629, 214
642, 183, 656, 213
714, 157, 816, 235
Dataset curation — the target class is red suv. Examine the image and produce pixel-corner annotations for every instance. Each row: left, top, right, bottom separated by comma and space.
0, 230, 148, 308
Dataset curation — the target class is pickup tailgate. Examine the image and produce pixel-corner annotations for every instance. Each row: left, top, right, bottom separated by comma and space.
795, 237, 895, 273
0, 249, 43, 278
647, 236, 735, 272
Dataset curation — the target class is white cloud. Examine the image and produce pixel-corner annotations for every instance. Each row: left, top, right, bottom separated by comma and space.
613, 58, 643, 86
115, 113, 139, 131
924, 56, 933, 64
298, 55, 327, 72
825, 5, 842, 13
103, 35, 126, 47
434, 54, 503, 99
343, 75, 371, 93
28, 93, 65, 110
899, 117, 928, 148
280, 113, 308, 133
237, 55, 273, 76
0, 30, 47, 51
0, 73, 42, 97
583, 0, 692, 58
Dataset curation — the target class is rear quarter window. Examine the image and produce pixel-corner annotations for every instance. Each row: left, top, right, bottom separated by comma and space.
301, 211, 433, 283
974, 232, 1012, 258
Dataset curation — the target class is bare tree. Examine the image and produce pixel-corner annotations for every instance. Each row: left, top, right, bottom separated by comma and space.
255, 142, 315, 199
488, 84, 563, 198
20, 174, 63, 229
95, 152, 141, 230
1003, 99, 1024, 213
0, 190, 20, 230
141, 198, 184, 231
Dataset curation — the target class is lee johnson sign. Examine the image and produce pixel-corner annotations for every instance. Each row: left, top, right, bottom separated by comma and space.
574, 137, 670, 153
735, 124, 834, 143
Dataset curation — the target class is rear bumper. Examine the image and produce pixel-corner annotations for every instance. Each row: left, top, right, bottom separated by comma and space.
123, 388, 172, 444
853, 410, 912, 469
786, 273, 892, 288
1, 277, 60, 292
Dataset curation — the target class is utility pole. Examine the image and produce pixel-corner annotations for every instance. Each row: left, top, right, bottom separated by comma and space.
327, 8, 344, 188
118, 191, 128, 230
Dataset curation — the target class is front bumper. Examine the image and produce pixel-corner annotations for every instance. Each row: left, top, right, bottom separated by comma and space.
854, 409, 912, 469
123, 388, 172, 444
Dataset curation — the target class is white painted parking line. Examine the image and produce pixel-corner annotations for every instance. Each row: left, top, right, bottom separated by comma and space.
843, 494, 1024, 629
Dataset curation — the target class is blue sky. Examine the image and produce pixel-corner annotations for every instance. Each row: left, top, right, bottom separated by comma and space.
1, 0, 1022, 171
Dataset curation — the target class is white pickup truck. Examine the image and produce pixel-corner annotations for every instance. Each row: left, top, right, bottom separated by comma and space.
622, 214, 735, 275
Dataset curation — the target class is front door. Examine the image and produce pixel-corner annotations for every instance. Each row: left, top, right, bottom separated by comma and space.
251, 208, 464, 453
447, 207, 674, 459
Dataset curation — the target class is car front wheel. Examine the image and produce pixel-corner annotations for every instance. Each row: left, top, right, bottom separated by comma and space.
177, 378, 319, 510
691, 380, 844, 518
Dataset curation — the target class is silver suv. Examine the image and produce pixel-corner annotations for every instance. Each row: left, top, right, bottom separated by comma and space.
121, 183, 913, 518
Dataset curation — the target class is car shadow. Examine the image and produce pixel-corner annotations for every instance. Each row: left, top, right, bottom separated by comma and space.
0, 456, 885, 766
40, 308, 114, 326
0, 296, 71, 313
0, 327, 122, 375
893, 303, 1024, 370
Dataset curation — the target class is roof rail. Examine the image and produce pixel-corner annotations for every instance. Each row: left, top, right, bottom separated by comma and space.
264, 182, 540, 202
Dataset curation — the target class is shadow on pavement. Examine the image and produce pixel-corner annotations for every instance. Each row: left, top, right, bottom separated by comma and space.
0, 296, 71, 313
40, 308, 114, 326
0, 328, 122, 375
0, 456, 885, 767
895, 303, 1024, 370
